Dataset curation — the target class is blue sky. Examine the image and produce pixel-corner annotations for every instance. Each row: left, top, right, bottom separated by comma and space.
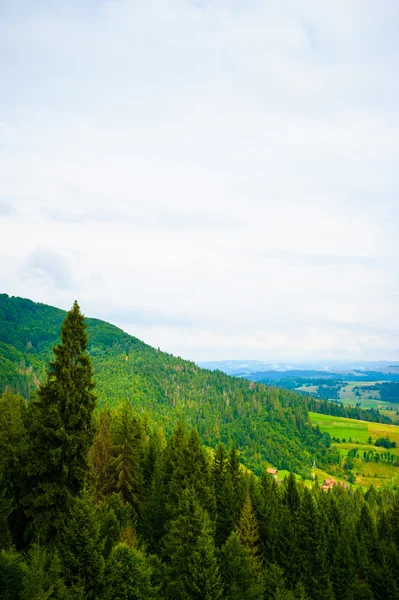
0, 0, 398, 361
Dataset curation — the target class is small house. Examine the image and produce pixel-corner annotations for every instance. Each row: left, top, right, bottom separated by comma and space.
321, 478, 336, 491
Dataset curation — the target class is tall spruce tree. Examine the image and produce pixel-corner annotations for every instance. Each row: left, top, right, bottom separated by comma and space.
238, 494, 263, 568
90, 406, 113, 502
22, 301, 97, 542
103, 543, 157, 600
163, 486, 223, 600
219, 530, 264, 600
110, 401, 144, 514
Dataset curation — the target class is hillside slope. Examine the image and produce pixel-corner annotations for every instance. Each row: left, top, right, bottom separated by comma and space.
0, 293, 338, 476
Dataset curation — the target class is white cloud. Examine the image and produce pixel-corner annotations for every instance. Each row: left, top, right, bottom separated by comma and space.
0, 0, 398, 360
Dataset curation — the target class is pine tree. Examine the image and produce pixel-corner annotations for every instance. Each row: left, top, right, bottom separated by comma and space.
110, 401, 144, 513
389, 494, 399, 549
90, 406, 113, 502
332, 534, 355, 600
228, 443, 244, 509
183, 429, 215, 517
57, 493, 104, 599
0, 549, 27, 600
219, 530, 264, 600
213, 443, 230, 547
215, 473, 237, 546
283, 473, 301, 515
103, 543, 157, 600
22, 301, 97, 542
296, 488, 333, 600
0, 391, 26, 549
142, 427, 165, 491
159, 420, 187, 523
163, 486, 223, 600
238, 494, 263, 567
140, 460, 167, 554
256, 468, 280, 562
213, 443, 228, 493
20, 544, 67, 600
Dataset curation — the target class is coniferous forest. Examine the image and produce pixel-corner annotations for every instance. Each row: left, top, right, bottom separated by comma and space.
1, 302, 399, 599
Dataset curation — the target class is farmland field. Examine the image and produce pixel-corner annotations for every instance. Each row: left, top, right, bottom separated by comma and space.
309, 412, 399, 488
339, 381, 381, 403
309, 412, 399, 444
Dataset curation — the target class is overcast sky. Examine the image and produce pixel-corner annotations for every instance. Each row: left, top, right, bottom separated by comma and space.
1, 0, 398, 362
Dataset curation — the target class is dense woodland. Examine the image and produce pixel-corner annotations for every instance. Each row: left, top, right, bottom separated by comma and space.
1, 302, 399, 599
0, 294, 340, 478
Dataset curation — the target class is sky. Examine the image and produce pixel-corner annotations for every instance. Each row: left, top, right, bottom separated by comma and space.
0, 0, 398, 362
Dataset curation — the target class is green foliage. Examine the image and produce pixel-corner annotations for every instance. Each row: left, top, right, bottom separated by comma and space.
219, 530, 264, 599
2, 295, 399, 598
21, 301, 97, 542
0, 294, 337, 478
57, 493, 104, 598
163, 486, 223, 600
0, 549, 27, 600
110, 401, 144, 513
103, 543, 157, 600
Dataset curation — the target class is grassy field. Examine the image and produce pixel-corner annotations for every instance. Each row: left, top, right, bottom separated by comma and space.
310, 412, 399, 443
309, 412, 399, 488
339, 381, 381, 404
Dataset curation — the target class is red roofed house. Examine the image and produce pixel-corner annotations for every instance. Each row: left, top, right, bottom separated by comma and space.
321, 478, 336, 491
267, 468, 278, 478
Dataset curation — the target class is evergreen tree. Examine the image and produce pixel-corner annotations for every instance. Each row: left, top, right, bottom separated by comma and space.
332, 534, 355, 600
0, 391, 26, 548
227, 443, 244, 514
219, 530, 264, 600
21, 544, 67, 600
57, 493, 104, 599
215, 473, 237, 547
213, 443, 228, 493
140, 460, 167, 554
160, 420, 187, 522
238, 494, 263, 567
22, 302, 97, 542
296, 488, 333, 600
0, 549, 27, 600
389, 494, 399, 549
163, 487, 223, 600
256, 469, 280, 563
110, 401, 144, 514
283, 473, 301, 515
142, 427, 165, 491
90, 406, 113, 502
103, 543, 157, 600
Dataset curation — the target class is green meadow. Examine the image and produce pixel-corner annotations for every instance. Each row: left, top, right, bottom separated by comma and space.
309, 412, 399, 488
309, 412, 399, 444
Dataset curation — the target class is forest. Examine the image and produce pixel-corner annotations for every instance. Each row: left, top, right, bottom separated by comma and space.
1, 301, 399, 599
0, 294, 340, 478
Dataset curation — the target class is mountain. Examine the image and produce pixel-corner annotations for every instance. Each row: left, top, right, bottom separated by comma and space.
0, 293, 338, 477
199, 359, 399, 378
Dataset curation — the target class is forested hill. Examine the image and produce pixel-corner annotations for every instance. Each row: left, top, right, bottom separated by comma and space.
0, 293, 338, 477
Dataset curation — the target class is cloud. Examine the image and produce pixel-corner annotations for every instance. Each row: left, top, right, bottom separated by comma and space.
24, 248, 75, 290
42, 207, 124, 224
0, 0, 398, 361
88, 303, 194, 329
41, 206, 241, 230
135, 209, 242, 230
262, 249, 378, 268
0, 199, 16, 217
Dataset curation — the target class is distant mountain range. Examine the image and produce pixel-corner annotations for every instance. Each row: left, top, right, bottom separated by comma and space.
198, 360, 399, 380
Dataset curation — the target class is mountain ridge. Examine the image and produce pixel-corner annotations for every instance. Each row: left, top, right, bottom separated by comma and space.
0, 293, 338, 477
